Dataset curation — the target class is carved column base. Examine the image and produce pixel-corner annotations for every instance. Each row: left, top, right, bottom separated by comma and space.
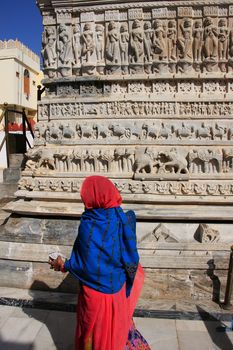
58, 65, 72, 77
193, 61, 202, 73
82, 63, 96, 75
178, 59, 193, 74
96, 64, 105, 75
121, 65, 129, 75
144, 63, 152, 74
152, 61, 169, 74
106, 64, 121, 75
44, 67, 57, 79
203, 59, 218, 73
168, 61, 177, 73
130, 63, 144, 75
72, 64, 81, 76
219, 60, 227, 73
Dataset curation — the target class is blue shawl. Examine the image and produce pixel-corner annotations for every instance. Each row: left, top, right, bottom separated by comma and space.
64, 207, 139, 297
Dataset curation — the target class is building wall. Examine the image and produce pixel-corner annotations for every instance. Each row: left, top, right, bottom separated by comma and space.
0, 40, 40, 171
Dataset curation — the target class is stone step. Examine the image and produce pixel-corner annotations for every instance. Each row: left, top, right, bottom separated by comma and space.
0, 287, 231, 321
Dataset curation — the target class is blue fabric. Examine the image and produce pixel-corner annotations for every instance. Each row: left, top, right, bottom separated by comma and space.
64, 207, 139, 297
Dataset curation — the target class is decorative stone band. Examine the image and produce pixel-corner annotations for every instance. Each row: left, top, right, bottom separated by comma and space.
17, 177, 233, 199
38, 101, 233, 121
33, 119, 233, 146
39, 2, 233, 78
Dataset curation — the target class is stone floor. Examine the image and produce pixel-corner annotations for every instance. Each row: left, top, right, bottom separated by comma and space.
0, 304, 232, 350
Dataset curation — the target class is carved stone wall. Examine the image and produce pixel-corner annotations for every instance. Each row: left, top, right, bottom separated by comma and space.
19, 0, 233, 204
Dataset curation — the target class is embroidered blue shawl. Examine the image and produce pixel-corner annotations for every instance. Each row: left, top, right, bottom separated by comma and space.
64, 207, 139, 297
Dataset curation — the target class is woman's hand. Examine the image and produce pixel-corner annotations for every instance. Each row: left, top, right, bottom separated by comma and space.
48, 255, 64, 271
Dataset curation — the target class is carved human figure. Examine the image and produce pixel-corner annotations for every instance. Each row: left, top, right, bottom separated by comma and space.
81, 23, 95, 63
95, 24, 104, 62
177, 18, 193, 60
42, 27, 57, 68
106, 21, 120, 64
72, 24, 81, 65
143, 21, 153, 62
167, 20, 177, 61
57, 24, 73, 66
130, 19, 144, 63
119, 23, 129, 65
193, 20, 203, 62
203, 17, 218, 60
218, 18, 228, 60
152, 19, 167, 60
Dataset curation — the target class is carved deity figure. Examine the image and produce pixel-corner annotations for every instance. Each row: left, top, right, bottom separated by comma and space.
193, 20, 203, 62
152, 19, 167, 60
167, 20, 177, 61
130, 19, 144, 63
177, 18, 193, 60
57, 24, 73, 66
95, 24, 104, 62
203, 17, 218, 61
143, 22, 153, 62
218, 18, 228, 60
106, 21, 120, 64
72, 24, 81, 65
81, 23, 95, 63
119, 24, 129, 65
42, 27, 57, 68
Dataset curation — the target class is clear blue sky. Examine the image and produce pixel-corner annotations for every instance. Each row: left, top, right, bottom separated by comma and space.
0, 1, 43, 57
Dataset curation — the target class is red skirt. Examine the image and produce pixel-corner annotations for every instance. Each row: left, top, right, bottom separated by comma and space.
75, 264, 147, 350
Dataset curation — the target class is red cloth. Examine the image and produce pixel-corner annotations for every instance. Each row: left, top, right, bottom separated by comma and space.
75, 264, 145, 350
80, 176, 122, 209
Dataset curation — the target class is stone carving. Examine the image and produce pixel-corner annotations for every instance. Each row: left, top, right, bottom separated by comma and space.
157, 148, 189, 174
81, 22, 95, 74
143, 21, 153, 63
203, 17, 218, 71
120, 23, 129, 73
189, 149, 222, 174
95, 24, 105, 63
167, 20, 177, 62
25, 147, 55, 171
218, 18, 228, 61
194, 224, 220, 243
130, 19, 144, 73
57, 24, 73, 76
193, 20, 203, 71
106, 20, 120, 73
153, 224, 179, 242
72, 24, 81, 73
42, 27, 57, 72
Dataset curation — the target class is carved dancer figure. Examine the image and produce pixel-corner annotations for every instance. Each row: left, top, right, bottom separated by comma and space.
218, 18, 228, 60
72, 24, 81, 65
193, 20, 203, 62
57, 24, 73, 66
130, 19, 144, 63
152, 19, 167, 60
42, 27, 57, 68
95, 24, 104, 62
81, 23, 95, 63
106, 21, 120, 64
143, 21, 153, 62
119, 23, 129, 65
203, 17, 218, 60
167, 20, 177, 61
177, 18, 193, 60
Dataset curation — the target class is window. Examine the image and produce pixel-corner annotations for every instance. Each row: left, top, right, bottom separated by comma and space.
24, 69, 30, 96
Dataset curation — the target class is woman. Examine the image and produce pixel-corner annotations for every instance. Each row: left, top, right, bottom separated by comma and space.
49, 175, 150, 350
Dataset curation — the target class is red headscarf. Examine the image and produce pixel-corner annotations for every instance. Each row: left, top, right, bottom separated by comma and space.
80, 176, 122, 209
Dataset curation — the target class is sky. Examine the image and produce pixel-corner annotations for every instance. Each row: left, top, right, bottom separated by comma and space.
0, 0, 43, 57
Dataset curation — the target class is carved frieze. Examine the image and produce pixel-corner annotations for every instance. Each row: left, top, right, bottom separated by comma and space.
40, 3, 233, 77
38, 100, 233, 120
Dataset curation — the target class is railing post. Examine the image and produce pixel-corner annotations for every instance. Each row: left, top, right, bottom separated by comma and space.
223, 245, 233, 310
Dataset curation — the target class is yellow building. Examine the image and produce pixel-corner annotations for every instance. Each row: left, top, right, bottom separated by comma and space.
0, 40, 41, 169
